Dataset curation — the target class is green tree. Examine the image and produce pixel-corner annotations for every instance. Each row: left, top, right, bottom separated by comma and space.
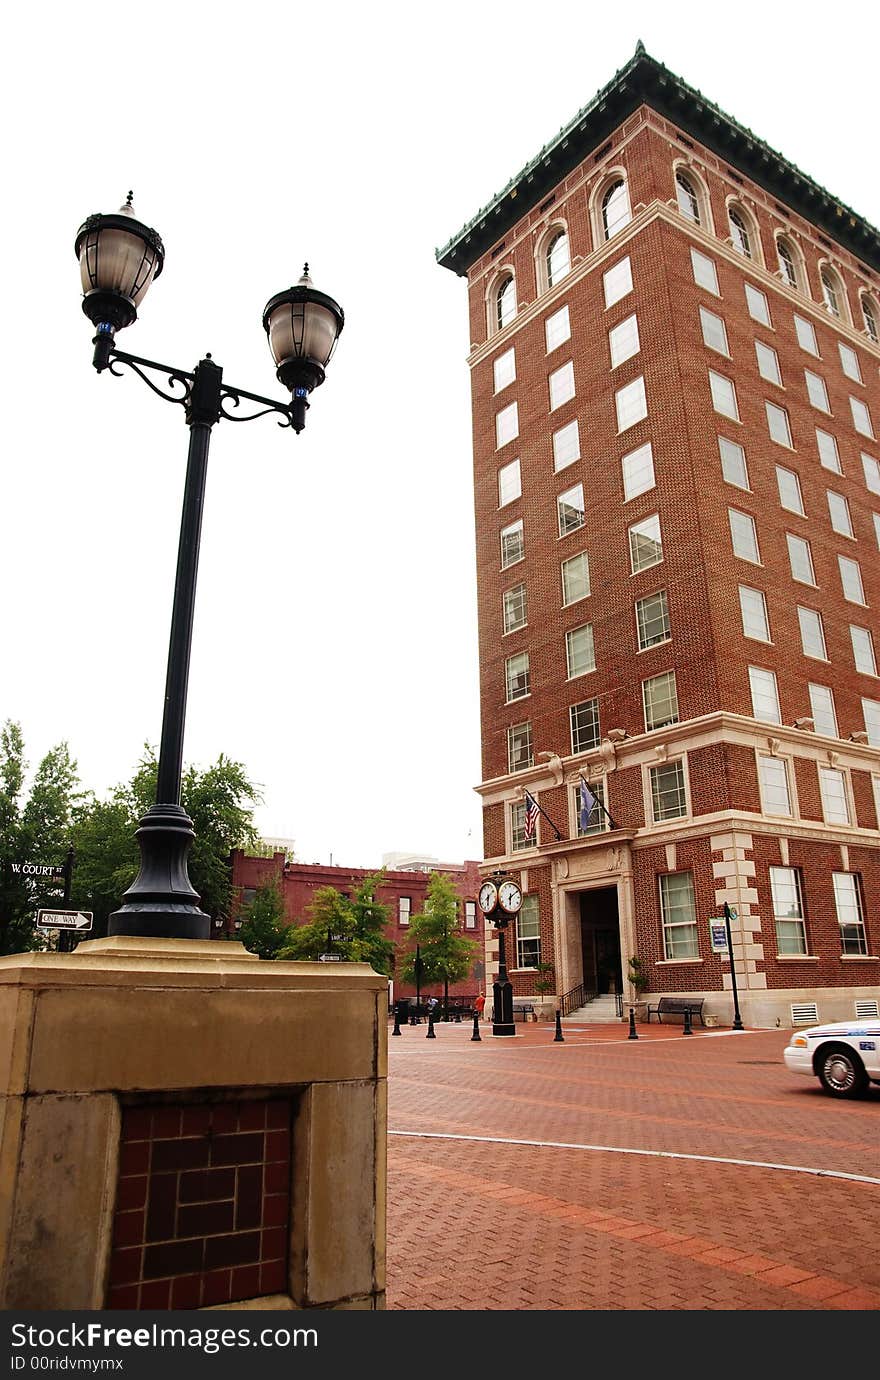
278, 871, 395, 975
0, 722, 81, 955
398, 872, 478, 1016
238, 880, 291, 960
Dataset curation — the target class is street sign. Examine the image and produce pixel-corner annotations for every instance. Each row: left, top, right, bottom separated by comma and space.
9, 861, 67, 884
708, 920, 729, 954
36, 909, 93, 932
318, 953, 342, 962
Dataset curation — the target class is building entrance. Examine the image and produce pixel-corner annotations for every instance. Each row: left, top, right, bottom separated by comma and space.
578, 887, 622, 997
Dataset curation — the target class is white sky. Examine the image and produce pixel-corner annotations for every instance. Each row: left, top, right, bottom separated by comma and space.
3, 1, 878, 868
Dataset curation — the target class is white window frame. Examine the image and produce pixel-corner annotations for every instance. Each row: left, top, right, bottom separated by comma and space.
709, 370, 739, 421
501, 518, 524, 569
398, 896, 411, 927
628, 512, 663, 572
739, 585, 771, 642
758, 753, 792, 817
642, 670, 679, 731
805, 369, 831, 414
769, 867, 807, 956
816, 428, 841, 473
635, 589, 671, 651
797, 606, 827, 660
505, 651, 530, 703
766, 401, 792, 447
862, 452, 880, 495
744, 282, 770, 326
851, 397, 874, 439
507, 721, 533, 774
808, 683, 838, 738
832, 874, 868, 957
827, 490, 853, 538
552, 419, 580, 471
690, 248, 719, 295
621, 442, 655, 501
756, 341, 782, 385
850, 625, 877, 677
838, 555, 866, 605
839, 343, 861, 383
603, 257, 633, 309
793, 315, 818, 356
862, 697, 880, 746
570, 697, 600, 756
719, 436, 750, 489
496, 401, 519, 449
700, 307, 729, 356
498, 458, 521, 507
493, 348, 516, 394
609, 313, 640, 368
557, 483, 585, 537
615, 376, 647, 432
502, 584, 527, 634
786, 533, 816, 586
565, 623, 596, 679
749, 666, 781, 724
729, 508, 760, 563
561, 552, 590, 606
659, 873, 699, 960
549, 360, 576, 411
545, 304, 571, 353
649, 758, 689, 823
818, 766, 850, 825
515, 894, 541, 968
776, 466, 805, 515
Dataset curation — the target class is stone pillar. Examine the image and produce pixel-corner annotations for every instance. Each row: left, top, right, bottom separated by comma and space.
0, 938, 386, 1311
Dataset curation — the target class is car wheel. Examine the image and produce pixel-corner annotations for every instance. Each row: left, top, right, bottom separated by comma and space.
816, 1044, 869, 1099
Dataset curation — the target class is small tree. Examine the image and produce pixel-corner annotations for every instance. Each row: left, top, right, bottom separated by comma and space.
238, 880, 291, 960
628, 955, 649, 1001
533, 960, 555, 999
278, 871, 395, 976
399, 872, 478, 1017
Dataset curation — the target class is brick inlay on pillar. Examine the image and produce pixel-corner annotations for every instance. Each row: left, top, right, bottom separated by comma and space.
106, 1097, 291, 1310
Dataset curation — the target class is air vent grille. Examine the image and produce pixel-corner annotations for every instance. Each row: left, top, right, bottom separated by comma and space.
855, 1000, 879, 1019
791, 1002, 819, 1025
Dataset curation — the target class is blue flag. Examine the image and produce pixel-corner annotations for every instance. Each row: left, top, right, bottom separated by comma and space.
579, 777, 597, 831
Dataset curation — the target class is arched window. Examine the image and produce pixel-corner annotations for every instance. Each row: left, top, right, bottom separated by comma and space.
496, 276, 516, 331
675, 171, 700, 224
820, 267, 842, 318
728, 207, 752, 259
777, 237, 799, 290
602, 179, 631, 240
862, 293, 879, 344
546, 230, 570, 288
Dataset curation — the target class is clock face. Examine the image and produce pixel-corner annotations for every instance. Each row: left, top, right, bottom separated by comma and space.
478, 881, 498, 914
498, 880, 523, 914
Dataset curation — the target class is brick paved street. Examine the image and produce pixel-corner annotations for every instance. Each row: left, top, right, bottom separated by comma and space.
385, 1020, 879, 1310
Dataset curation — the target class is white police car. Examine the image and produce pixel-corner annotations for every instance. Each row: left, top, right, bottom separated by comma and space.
784, 1020, 880, 1098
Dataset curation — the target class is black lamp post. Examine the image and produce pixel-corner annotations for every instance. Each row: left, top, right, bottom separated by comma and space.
722, 902, 745, 1031
75, 195, 344, 941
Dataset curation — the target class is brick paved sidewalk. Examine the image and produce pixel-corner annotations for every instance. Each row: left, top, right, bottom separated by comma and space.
385, 1020, 880, 1310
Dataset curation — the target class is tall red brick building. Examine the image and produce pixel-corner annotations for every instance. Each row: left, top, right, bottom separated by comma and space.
438, 45, 880, 1027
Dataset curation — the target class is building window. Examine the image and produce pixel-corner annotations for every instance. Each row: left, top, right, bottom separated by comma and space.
808, 683, 838, 738
505, 651, 530, 702
511, 801, 531, 852
827, 490, 853, 537
862, 698, 880, 745
729, 508, 760, 563
549, 360, 575, 411
776, 466, 805, 515
769, 867, 807, 956
850, 397, 874, 439
615, 376, 647, 431
756, 341, 782, 386
603, 256, 633, 308
566, 624, 596, 678
609, 313, 640, 368
675, 170, 701, 223
553, 419, 580, 471
838, 343, 861, 384
546, 230, 570, 287
862, 452, 880, 495
838, 555, 866, 605
816, 428, 841, 473
498, 458, 521, 507
700, 307, 729, 356
570, 697, 600, 755
496, 401, 519, 448
820, 267, 843, 319
628, 512, 663, 571
797, 606, 827, 660
786, 533, 816, 586
636, 590, 671, 650
545, 304, 570, 352
728, 206, 752, 257
719, 436, 750, 489
465, 901, 477, 930
874, 775, 880, 827
493, 348, 515, 393
749, 666, 781, 724
818, 767, 850, 825
501, 518, 524, 568
833, 874, 868, 956
804, 369, 830, 414
850, 625, 877, 677
745, 282, 770, 325
398, 896, 411, 927
496, 277, 516, 331
766, 402, 792, 447
516, 895, 541, 968
690, 247, 719, 295
874, 513, 880, 550
643, 670, 679, 731
709, 371, 739, 421
561, 551, 590, 605
558, 483, 585, 536
574, 778, 607, 835
621, 441, 655, 501
508, 722, 533, 773
861, 294, 879, 344
777, 237, 799, 290
650, 760, 687, 822
793, 314, 819, 356
758, 754, 792, 816
659, 873, 699, 960
739, 585, 771, 642
503, 583, 527, 634
602, 178, 631, 240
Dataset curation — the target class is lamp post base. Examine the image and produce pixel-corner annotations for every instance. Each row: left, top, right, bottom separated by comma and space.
492, 977, 516, 1037
108, 804, 211, 940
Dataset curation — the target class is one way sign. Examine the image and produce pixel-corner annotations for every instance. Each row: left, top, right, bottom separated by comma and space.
36, 909, 93, 932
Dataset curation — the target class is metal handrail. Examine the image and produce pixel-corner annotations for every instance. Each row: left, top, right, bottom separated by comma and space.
560, 982, 599, 1016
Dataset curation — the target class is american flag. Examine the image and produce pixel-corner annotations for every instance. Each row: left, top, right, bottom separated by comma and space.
524, 791, 540, 840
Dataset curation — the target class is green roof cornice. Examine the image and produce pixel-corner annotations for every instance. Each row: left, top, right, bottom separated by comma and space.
436, 45, 880, 276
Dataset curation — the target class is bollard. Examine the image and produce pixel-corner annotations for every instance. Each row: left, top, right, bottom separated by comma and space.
426, 1012, 436, 1039
554, 1009, 564, 1042
471, 1011, 482, 1042
628, 1006, 639, 1040
454, 1010, 461, 1024
682, 1005, 693, 1036
391, 1007, 402, 1036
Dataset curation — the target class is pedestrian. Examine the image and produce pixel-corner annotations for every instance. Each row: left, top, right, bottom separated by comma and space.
474, 991, 486, 1020
427, 996, 439, 1019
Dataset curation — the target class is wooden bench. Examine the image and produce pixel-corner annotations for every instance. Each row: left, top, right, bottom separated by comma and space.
645, 996, 705, 1026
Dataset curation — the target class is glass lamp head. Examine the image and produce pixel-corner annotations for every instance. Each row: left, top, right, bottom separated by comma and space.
74, 193, 164, 333
262, 264, 344, 402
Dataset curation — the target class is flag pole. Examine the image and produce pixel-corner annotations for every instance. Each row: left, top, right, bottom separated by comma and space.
579, 775, 617, 831
525, 793, 562, 841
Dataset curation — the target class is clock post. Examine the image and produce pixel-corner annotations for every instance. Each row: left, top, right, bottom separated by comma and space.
478, 871, 520, 1037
